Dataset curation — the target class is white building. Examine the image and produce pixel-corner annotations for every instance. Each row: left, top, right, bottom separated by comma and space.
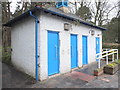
4, 3, 106, 81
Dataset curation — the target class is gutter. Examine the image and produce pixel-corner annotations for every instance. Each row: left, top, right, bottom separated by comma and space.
29, 11, 39, 81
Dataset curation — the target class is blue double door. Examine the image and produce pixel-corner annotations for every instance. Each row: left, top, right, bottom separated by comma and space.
82, 36, 88, 65
71, 34, 78, 69
48, 31, 59, 76
48, 32, 79, 75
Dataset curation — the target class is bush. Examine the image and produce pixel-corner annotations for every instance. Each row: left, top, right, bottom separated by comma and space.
106, 63, 117, 67
102, 43, 120, 59
94, 67, 104, 72
1, 46, 11, 65
114, 59, 120, 64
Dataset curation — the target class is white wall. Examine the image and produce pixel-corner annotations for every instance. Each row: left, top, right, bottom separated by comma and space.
39, 12, 102, 80
11, 11, 102, 81
11, 17, 36, 77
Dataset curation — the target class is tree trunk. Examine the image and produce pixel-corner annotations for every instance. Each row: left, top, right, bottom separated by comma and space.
2, 2, 11, 63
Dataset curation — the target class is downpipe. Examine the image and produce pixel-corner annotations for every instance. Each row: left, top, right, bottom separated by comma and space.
29, 11, 39, 81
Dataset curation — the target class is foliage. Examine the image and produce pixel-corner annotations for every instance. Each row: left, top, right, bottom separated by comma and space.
114, 59, 120, 64
1, 46, 11, 65
106, 63, 117, 67
102, 16, 119, 43
76, 5, 92, 21
102, 44, 120, 58
102, 44, 119, 49
94, 67, 103, 72
30, 2, 55, 9
12, 2, 55, 18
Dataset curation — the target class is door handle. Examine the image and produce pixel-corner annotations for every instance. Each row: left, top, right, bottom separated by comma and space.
55, 45, 57, 60
71, 46, 72, 57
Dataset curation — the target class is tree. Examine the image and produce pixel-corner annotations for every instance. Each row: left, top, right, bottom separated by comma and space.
2, 1, 11, 23
76, 5, 92, 21
102, 17, 119, 43
13, 1, 31, 17
2, 1, 12, 48
2, 1, 12, 62
30, 2, 55, 9
90, 0, 119, 26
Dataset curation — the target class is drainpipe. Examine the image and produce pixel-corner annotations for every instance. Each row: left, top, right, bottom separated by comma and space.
29, 11, 39, 81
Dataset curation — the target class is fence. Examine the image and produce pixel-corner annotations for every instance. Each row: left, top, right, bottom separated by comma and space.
96, 49, 118, 68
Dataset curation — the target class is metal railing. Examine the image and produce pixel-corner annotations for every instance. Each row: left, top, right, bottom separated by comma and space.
96, 49, 118, 68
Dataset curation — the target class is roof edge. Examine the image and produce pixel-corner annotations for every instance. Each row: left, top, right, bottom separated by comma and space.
3, 7, 107, 31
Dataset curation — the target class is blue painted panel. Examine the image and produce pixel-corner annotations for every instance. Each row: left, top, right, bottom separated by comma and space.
71, 34, 78, 69
82, 36, 88, 65
56, 0, 68, 8
96, 37, 100, 61
48, 31, 59, 76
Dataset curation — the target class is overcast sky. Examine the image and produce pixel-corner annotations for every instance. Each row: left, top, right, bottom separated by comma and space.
9, 0, 119, 20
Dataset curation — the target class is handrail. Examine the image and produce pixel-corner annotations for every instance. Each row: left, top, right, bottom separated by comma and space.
96, 49, 118, 68
96, 51, 117, 59
96, 49, 117, 56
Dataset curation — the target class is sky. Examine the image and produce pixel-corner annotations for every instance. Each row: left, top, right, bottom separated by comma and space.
9, 0, 119, 20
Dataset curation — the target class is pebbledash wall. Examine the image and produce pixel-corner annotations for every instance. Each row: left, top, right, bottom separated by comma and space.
39, 12, 102, 80
11, 17, 36, 77
11, 12, 102, 81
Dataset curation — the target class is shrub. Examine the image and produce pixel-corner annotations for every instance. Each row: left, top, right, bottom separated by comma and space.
1, 46, 11, 65
114, 59, 120, 64
94, 67, 104, 72
106, 63, 117, 67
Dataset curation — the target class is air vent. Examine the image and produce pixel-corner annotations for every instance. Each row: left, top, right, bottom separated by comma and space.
89, 30, 95, 36
64, 23, 71, 31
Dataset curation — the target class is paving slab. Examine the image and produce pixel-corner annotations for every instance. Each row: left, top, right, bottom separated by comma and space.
2, 61, 118, 88
65, 71, 95, 82
76, 61, 107, 75
81, 72, 118, 88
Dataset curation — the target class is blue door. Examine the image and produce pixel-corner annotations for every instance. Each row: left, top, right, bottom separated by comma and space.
82, 36, 88, 65
96, 37, 100, 61
71, 34, 78, 69
48, 31, 59, 76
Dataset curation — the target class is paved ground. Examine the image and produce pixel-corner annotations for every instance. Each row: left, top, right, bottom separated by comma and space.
2, 62, 36, 88
81, 73, 118, 88
75, 60, 107, 75
2, 61, 119, 88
